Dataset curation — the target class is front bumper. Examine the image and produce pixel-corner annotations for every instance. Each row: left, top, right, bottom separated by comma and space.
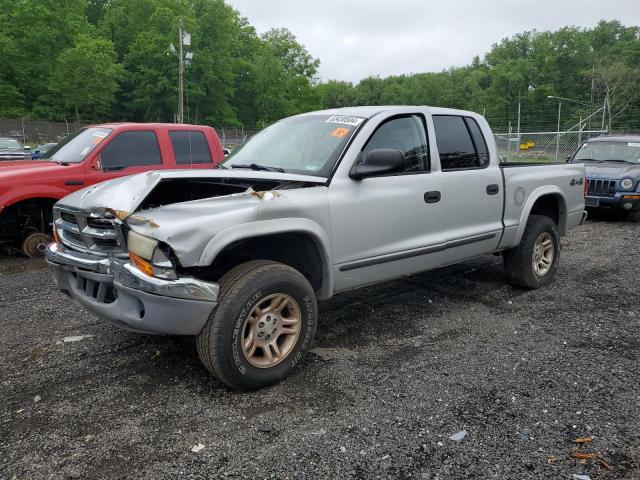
46, 242, 218, 335
585, 192, 640, 211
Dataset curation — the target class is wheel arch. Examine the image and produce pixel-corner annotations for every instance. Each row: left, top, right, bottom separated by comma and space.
514, 187, 568, 245
0, 196, 60, 236
198, 219, 334, 300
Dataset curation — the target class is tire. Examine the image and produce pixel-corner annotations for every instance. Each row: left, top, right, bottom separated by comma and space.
197, 260, 318, 391
22, 232, 53, 258
503, 215, 560, 289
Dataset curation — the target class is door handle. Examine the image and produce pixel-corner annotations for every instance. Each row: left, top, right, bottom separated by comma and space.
424, 191, 441, 203
486, 184, 500, 195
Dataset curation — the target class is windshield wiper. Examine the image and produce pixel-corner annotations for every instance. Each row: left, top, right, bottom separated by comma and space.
50, 160, 70, 166
606, 159, 636, 164
231, 163, 285, 173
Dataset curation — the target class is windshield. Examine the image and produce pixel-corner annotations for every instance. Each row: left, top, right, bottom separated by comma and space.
572, 140, 640, 164
45, 127, 113, 163
222, 114, 365, 176
0, 138, 22, 151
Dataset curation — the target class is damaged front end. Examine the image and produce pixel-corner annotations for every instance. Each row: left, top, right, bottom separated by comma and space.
45, 169, 325, 335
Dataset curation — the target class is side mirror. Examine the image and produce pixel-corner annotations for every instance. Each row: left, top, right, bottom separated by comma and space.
349, 148, 405, 180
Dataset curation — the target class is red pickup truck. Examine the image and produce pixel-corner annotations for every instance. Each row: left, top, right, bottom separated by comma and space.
0, 123, 224, 257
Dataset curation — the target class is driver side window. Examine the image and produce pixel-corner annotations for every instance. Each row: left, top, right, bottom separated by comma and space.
362, 115, 429, 173
100, 131, 161, 170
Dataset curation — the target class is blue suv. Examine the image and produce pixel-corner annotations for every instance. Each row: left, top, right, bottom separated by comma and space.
569, 135, 640, 221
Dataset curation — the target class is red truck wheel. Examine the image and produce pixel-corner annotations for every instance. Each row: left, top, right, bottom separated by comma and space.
22, 232, 52, 258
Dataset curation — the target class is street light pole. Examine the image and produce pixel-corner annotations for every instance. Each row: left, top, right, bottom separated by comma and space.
177, 19, 184, 124
555, 101, 562, 162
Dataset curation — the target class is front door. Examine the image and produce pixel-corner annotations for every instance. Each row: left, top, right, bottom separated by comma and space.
329, 114, 447, 291
85, 130, 164, 186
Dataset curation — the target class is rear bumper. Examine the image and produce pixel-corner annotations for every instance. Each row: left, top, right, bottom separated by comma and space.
46, 242, 218, 335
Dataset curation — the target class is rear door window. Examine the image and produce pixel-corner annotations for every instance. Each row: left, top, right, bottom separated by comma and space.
170, 130, 213, 164
100, 131, 161, 170
433, 115, 489, 170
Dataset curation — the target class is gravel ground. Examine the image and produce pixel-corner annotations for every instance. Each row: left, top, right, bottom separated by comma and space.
1, 216, 639, 479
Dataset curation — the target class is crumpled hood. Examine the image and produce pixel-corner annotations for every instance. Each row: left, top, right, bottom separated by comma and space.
585, 162, 640, 180
127, 190, 286, 261
57, 168, 326, 218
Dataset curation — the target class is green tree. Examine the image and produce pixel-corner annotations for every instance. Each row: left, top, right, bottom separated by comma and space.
9, 0, 91, 113
49, 34, 123, 122
0, 0, 23, 116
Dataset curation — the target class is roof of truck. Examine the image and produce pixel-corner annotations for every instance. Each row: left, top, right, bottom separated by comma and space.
301, 106, 482, 119
87, 122, 214, 130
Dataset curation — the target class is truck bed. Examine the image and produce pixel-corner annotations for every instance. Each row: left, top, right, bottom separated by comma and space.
498, 162, 586, 250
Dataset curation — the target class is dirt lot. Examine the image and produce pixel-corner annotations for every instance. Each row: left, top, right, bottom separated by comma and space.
1, 216, 639, 479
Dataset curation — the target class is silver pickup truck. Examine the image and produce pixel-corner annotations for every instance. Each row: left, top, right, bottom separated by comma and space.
46, 106, 587, 390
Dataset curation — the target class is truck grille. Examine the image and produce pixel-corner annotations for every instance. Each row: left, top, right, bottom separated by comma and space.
54, 207, 126, 255
587, 178, 616, 196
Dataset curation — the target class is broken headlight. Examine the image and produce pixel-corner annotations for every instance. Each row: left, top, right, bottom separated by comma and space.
127, 230, 178, 280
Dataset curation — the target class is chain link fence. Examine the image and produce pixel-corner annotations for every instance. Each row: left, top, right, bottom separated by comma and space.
494, 128, 640, 163
3, 117, 640, 157
0, 118, 259, 149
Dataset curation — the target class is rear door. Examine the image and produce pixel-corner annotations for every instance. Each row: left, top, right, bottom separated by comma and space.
168, 130, 215, 169
430, 114, 504, 263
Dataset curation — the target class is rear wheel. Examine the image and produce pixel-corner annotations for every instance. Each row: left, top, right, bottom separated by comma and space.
503, 215, 560, 289
22, 232, 53, 258
196, 260, 318, 391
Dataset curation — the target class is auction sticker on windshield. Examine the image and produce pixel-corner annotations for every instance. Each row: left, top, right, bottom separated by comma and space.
325, 115, 365, 127
92, 130, 109, 145
330, 127, 350, 138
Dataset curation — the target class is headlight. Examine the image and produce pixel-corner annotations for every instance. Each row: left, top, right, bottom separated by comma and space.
127, 231, 177, 280
620, 178, 635, 191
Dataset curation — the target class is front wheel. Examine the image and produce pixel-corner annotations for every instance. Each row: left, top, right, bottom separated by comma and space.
503, 215, 560, 289
197, 260, 318, 391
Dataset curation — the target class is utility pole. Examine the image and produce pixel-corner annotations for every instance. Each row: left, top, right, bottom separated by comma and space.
588, 63, 595, 131
507, 121, 512, 162
578, 116, 583, 147
555, 101, 562, 162
516, 98, 521, 138
177, 19, 184, 124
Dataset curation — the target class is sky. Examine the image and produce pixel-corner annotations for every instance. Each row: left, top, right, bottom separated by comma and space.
225, 0, 640, 83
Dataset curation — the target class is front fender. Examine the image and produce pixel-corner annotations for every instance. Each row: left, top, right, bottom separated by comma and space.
198, 218, 334, 299
0, 186, 67, 211
514, 185, 568, 244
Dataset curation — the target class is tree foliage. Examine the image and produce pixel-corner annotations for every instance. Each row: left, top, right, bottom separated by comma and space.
1, 0, 321, 125
0, 4, 638, 131
319, 21, 640, 131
